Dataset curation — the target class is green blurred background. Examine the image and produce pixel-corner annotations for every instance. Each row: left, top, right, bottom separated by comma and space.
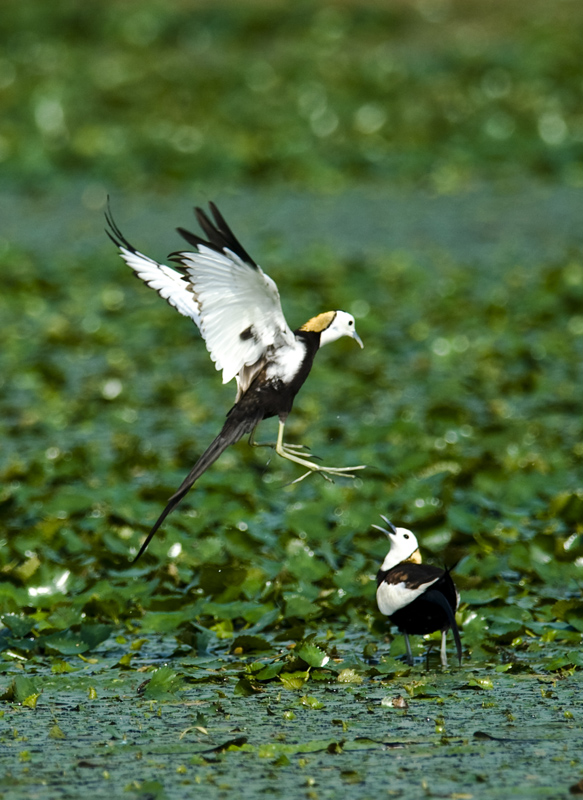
3, 0, 583, 192
2, 2, 583, 795
1, 0, 583, 659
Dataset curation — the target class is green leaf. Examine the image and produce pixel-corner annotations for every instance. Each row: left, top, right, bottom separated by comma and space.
463, 588, 508, 606
279, 671, 309, 690
285, 549, 329, 582
22, 693, 42, 710
402, 680, 441, 698
202, 600, 262, 621
284, 595, 321, 620
1, 615, 35, 638
301, 695, 325, 709
140, 608, 202, 633
41, 630, 91, 656
142, 667, 185, 700
254, 662, 284, 681
80, 623, 114, 650
233, 678, 261, 696
245, 608, 281, 634
374, 657, 409, 676
51, 659, 76, 674
464, 677, 494, 690
14, 676, 40, 704
337, 669, 363, 685
297, 642, 330, 668
130, 781, 168, 800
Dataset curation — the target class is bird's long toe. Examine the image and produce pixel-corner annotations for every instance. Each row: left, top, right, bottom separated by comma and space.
290, 469, 332, 485
280, 442, 313, 454
290, 463, 366, 484
250, 439, 312, 454
321, 464, 366, 474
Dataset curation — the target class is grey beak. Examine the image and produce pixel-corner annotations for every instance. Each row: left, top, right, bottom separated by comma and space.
380, 515, 398, 535
372, 515, 398, 539
372, 523, 392, 538
353, 330, 364, 349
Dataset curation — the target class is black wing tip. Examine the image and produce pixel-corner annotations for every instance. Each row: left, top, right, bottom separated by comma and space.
208, 201, 229, 232
188, 202, 257, 268
176, 225, 208, 252
104, 197, 137, 254
195, 204, 212, 224
108, 199, 258, 269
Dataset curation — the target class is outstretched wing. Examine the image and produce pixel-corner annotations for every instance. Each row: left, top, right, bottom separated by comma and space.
171, 203, 295, 385
106, 205, 201, 327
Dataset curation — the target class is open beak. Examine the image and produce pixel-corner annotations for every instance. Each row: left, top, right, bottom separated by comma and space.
372, 515, 398, 539
380, 515, 397, 534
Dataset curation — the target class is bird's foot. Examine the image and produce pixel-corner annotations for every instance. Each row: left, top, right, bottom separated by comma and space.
249, 436, 311, 453
280, 442, 312, 452
273, 421, 365, 484
277, 448, 366, 484
279, 444, 321, 463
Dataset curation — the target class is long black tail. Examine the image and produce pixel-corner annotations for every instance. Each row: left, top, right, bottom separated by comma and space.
133, 415, 257, 562
424, 587, 463, 666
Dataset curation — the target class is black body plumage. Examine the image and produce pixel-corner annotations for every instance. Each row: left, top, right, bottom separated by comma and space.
135, 332, 322, 560
377, 564, 460, 641
374, 519, 462, 667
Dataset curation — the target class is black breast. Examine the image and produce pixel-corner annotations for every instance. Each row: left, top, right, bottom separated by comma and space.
226, 331, 321, 424
379, 564, 458, 637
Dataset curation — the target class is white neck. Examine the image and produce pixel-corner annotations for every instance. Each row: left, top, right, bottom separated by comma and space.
379, 527, 420, 571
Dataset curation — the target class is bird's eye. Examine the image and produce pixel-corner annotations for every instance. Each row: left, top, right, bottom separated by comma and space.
348, 320, 354, 326
403, 534, 409, 539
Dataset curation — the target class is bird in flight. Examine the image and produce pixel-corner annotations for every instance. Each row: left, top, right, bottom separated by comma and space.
374, 517, 461, 667
107, 201, 365, 560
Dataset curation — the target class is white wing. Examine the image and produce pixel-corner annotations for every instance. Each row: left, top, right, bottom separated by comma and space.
106, 206, 201, 327
377, 576, 440, 617
118, 245, 201, 326
175, 244, 295, 385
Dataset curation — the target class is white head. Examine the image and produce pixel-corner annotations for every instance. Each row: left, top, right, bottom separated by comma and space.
373, 516, 420, 571
301, 310, 363, 349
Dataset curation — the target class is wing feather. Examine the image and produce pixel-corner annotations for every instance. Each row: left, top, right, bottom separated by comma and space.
172, 210, 295, 384
108, 201, 295, 387
377, 576, 440, 617
119, 247, 201, 324
106, 206, 201, 327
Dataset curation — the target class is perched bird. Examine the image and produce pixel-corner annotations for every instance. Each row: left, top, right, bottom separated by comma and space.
374, 516, 462, 667
106, 201, 365, 560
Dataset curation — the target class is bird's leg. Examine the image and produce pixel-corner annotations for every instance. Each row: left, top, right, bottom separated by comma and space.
404, 633, 414, 666
248, 426, 270, 447
274, 420, 366, 482
440, 629, 448, 668
248, 425, 311, 453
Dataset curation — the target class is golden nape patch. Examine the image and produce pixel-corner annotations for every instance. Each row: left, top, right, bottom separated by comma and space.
405, 549, 422, 565
299, 310, 336, 333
